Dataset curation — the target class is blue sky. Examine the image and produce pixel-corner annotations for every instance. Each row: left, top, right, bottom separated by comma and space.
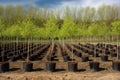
0, 0, 120, 9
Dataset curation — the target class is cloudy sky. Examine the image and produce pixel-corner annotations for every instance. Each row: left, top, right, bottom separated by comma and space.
0, 0, 120, 9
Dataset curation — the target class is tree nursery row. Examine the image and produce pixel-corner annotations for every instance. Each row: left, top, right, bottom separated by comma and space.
0, 42, 120, 72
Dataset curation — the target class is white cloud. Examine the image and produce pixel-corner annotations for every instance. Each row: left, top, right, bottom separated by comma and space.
53, 0, 120, 9
0, 0, 119, 9
50, 0, 120, 18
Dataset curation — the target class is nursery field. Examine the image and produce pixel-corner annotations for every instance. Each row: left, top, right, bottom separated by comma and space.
0, 4, 120, 80
0, 42, 120, 80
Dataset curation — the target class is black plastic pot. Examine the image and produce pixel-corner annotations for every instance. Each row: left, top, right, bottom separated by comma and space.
63, 56, 69, 62
29, 56, 36, 61
111, 53, 117, 57
0, 57, 2, 62
62, 52, 67, 56
76, 53, 82, 57
47, 56, 53, 61
112, 61, 120, 71
46, 62, 56, 72
118, 55, 120, 59
89, 61, 100, 71
68, 62, 77, 72
23, 62, 33, 72
101, 55, 108, 61
10, 57, 17, 62
93, 53, 99, 57
22, 53, 27, 58
82, 56, 89, 62
105, 51, 110, 55
88, 51, 93, 55
17, 55, 22, 60
0, 62, 9, 72
0, 56, 8, 62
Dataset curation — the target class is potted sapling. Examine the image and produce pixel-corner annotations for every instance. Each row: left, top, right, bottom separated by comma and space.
45, 13, 57, 72
61, 14, 78, 72
111, 21, 120, 71
21, 17, 34, 72
88, 23, 100, 71
101, 36, 108, 61
0, 22, 9, 72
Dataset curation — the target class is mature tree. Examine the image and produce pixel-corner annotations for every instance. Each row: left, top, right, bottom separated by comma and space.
83, 7, 95, 23
0, 6, 4, 17
15, 5, 25, 22
77, 8, 84, 23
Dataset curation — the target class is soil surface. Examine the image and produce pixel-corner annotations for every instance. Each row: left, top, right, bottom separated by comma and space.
0, 70, 120, 80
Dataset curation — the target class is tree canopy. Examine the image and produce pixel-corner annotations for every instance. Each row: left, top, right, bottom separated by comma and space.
0, 5, 120, 38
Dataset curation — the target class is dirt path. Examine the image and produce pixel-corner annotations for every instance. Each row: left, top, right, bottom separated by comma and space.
56, 44, 64, 62
0, 72, 120, 80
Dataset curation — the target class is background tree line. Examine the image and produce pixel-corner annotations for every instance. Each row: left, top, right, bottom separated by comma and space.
0, 4, 120, 40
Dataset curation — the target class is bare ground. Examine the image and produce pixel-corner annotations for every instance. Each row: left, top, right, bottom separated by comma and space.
0, 71, 120, 80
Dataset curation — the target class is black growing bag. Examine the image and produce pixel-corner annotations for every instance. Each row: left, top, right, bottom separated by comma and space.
112, 61, 120, 71
23, 62, 33, 72
89, 61, 100, 71
76, 53, 82, 57
46, 62, 56, 72
63, 56, 69, 62
82, 56, 89, 62
68, 62, 77, 72
0, 62, 9, 72
101, 55, 108, 61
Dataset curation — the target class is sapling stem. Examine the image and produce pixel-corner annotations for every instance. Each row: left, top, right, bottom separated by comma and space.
117, 35, 119, 60
2, 36, 4, 62
27, 37, 30, 62
71, 37, 73, 62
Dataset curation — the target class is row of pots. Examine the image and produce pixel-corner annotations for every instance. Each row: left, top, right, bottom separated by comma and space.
79, 43, 117, 56
0, 61, 98, 72
0, 44, 49, 62
61, 50, 72, 62
71, 47, 109, 62
0, 43, 44, 56
1, 61, 120, 73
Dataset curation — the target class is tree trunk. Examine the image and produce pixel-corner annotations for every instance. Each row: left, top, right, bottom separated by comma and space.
27, 37, 29, 62
117, 35, 119, 60
71, 37, 73, 62
51, 38, 54, 53
2, 36, 4, 62
62, 38, 65, 53
0, 32, 4, 62
104, 36, 106, 55
94, 36, 96, 62
17, 37, 19, 55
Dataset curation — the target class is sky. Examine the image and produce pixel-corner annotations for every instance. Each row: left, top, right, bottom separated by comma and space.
0, 0, 120, 9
